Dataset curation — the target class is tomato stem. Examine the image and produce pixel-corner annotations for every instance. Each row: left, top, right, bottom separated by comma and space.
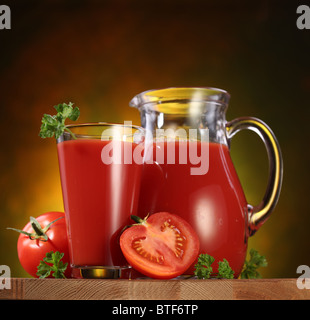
130, 213, 149, 224
119, 214, 149, 239
30, 216, 48, 241
130, 215, 144, 224
7, 216, 64, 242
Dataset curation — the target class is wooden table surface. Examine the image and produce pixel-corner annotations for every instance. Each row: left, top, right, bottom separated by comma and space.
0, 278, 309, 300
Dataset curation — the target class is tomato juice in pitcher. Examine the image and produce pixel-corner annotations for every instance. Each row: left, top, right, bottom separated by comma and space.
137, 140, 248, 275
130, 87, 283, 277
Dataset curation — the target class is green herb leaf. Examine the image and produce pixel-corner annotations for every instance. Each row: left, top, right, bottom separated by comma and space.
194, 254, 235, 279
36, 251, 68, 279
217, 259, 234, 279
194, 253, 215, 279
240, 248, 267, 279
39, 102, 80, 139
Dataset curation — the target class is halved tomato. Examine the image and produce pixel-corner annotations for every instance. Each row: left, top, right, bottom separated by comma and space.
119, 212, 200, 279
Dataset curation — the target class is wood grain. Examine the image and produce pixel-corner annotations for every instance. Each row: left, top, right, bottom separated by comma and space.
232, 279, 310, 300
0, 278, 309, 300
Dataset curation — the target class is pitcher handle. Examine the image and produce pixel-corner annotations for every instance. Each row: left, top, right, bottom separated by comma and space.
226, 117, 283, 236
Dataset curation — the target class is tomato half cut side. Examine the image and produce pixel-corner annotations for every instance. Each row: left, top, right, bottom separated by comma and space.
120, 212, 200, 279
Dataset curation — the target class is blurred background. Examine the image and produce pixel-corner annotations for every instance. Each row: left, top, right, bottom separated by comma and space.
0, 0, 309, 278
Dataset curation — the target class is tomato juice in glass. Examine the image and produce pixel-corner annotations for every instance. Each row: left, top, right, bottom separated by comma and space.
137, 140, 248, 276
57, 123, 144, 279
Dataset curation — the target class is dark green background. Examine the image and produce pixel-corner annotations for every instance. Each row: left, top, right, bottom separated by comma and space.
0, 0, 309, 278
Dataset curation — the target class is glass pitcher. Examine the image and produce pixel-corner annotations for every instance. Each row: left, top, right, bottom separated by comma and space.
129, 87, 283, 277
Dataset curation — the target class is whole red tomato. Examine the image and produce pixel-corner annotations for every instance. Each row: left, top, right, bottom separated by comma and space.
8, 211, 71, 278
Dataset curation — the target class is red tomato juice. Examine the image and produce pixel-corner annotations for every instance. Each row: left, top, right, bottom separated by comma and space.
57, 139, 142, 268
137, 141, 248, 276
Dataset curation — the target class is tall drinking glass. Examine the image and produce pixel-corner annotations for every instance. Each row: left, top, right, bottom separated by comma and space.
57, 123, 144, 279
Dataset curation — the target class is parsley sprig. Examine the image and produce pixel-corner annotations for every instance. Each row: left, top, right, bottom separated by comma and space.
194, 254, 215, 279
194, 248, 267, 279
240, 248, 268, 279
36, 251, 68, 279
218, 259, 235, 279
194, 254, 234, 279
39, 102, 80, 139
